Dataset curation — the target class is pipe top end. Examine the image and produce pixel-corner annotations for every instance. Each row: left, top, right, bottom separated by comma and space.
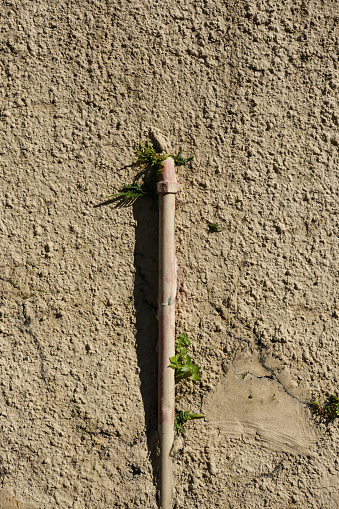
160, 157, 176, 182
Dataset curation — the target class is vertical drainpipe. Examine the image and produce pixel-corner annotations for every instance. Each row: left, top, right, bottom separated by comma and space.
157, 157, 177, 509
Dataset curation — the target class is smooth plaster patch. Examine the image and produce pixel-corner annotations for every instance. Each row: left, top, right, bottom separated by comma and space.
205, 356, 317, 457
0, 489, 36, 509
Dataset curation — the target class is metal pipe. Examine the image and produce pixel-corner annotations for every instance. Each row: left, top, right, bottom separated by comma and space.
157, 157, 177, 509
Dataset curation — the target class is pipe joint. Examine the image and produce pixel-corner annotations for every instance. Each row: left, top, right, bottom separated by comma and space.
157, 181, 178, 195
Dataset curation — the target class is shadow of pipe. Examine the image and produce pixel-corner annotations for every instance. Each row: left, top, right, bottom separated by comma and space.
95, 180, 159, 488
132, 197, 159, 487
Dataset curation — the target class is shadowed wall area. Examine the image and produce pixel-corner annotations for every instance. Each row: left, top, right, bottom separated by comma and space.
133, 198, 159, 487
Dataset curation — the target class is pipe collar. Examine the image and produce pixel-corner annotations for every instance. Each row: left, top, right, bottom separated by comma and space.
157, 181, 178, 195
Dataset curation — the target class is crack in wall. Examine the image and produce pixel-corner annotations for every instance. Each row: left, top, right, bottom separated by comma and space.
6, 301, 50, 393
229, 314, 310, 408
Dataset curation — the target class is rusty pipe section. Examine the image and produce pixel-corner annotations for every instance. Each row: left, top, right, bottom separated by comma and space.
157, 157, 177, 509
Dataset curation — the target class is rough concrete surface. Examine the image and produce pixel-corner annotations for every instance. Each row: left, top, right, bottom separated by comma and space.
0, 0, 338, 507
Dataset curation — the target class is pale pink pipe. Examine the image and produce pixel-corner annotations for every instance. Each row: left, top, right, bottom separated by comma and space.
157, 157, 177, 509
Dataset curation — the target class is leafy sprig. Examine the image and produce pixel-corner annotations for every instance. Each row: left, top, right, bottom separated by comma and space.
172, 151, 194, 167
103, 141, 194, 207
174, 410, 204, 434
104, 183, 146, 207
169, 333, 200, 382
134, 141, 194, 174
310, 392, 339, 420
170, 333, 204, 434
134, 141, 168, 172
175, 332, 191, 351
208, 222, 223, 232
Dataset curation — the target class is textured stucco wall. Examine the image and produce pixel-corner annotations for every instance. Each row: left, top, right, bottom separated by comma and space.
0, 0, 338, 507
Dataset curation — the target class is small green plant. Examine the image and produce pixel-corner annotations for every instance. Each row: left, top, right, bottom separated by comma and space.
104, 183, 146, 206
102, 141, 194, 207
169, 333, 200, 382
169, 333, 204, 434
175, 332, 191, 351
208, 222, 223, 232
174, 410, 205, 434
172, 151, 194, 167
134, 141, 194, 174
134, 141, 168, 172
310, 392, 339, 420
